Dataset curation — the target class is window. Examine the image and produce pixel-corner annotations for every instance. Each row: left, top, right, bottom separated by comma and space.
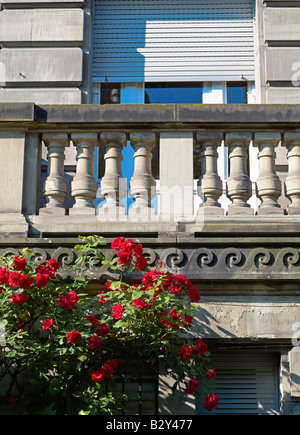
100, 83, 120, 104
145, 82, 203, 104
196, 352, 280, 415
227, 82, 248, 104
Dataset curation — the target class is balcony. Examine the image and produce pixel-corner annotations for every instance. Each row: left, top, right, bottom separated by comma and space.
1, 103, 300, 286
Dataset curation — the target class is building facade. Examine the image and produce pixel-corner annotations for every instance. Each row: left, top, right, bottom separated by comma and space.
0, 0, 300, 415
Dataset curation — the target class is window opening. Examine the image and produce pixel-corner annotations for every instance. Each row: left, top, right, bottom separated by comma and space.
145, 82, 203, 104
226, 81, 248, 104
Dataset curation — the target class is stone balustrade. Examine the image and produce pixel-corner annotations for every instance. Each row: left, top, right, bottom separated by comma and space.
0, 103, 300, 236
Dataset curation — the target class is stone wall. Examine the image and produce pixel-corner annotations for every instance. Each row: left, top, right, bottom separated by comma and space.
0, 0, 91, 104
256, 0, 300, 103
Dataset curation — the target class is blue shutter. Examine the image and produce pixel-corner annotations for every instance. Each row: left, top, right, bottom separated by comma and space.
92, 0, 255, 83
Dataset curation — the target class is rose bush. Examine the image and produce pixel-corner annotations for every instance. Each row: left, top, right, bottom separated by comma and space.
0, 235, 218, 415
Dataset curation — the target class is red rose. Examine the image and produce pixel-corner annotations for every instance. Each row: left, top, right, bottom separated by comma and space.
35, 273, 49, 288
101, 359, 118, 378
67, 330, 82, 345
183, 315, 193, 328
0, 267, 8, 285
133, 243, 143, 258
13, 256, 27, 271
43, 318, 54, 332
47, 259, 60, 271
179, 345, 194, 360
8, 271, 21, 288
188, 286, 201, 303
116, 239, 134, 266
88, 336, 102, 350
96, 323, 110, 337
133, 298, 151, 310
59, 290, 79, 310
185, 377, 199, 394
169, 285, 182, 295
111, 237, 125, 251
117, 251, 132, 266
90, 370, 105, 383
90, 359, 118, 383
206, 369, 216, 380
9, 292, 27, 306
19, 273, 33, 290
135, 255, 149, 271
86, 315, 98, 328
170, 309, 181, 321
112, 303, 123, 320
203, 393, 219, 411
194, 338, 208, 356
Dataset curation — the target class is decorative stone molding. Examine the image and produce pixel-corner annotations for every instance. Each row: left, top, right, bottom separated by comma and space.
3, 241, 300, 284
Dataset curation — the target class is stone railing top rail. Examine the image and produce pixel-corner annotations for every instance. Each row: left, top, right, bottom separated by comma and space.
1, 103, 300, 129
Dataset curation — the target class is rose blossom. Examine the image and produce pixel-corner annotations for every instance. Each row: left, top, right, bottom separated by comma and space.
112, 303, 123, 320
13, 256, 27, 272
206, 369, 216, 380
35, 273, 49, 288
179, 344, 194, 360
19, 273, 33, 290
88, 336, 102, 350
203, 393, 219, 411
9, 292, 27, 305
111, 237, 125, 251
135, 255, 149, 271
194, 338, 208, 356
0, 267, 8, 285
59, 290, 79, 310
96, 323, 110, 337
8, 271, 21, 288
90, 359, 118, 383
188, 286, 201, 303
43, 318, 54, 332
86, 315, 98, 328
183, 314, 193, 328
185, 377, 199, 394
67, 330, 82, 345
133, 298, 151, 310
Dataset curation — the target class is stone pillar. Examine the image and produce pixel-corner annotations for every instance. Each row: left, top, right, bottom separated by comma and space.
70, 133, 98, 215
225, 132, 253, 215
160, 132, 194, 220
254, 132, 284, 215
0, 131, 28, 237
98, 132, 127, 217
196, 132, 224, 216
129, 131, 156, 218
284, 132, 300, 215
40, 133, 69, 215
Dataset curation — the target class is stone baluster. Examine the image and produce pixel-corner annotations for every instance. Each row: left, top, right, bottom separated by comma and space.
196, 132, 224, 216
254, 132, 283, 215
40, 133, 69, 214
225, 132, 253, 215
70, 133, 98, 215
129, 131, 156, 218
284, 132, 300, 215
98, 132, 127, 217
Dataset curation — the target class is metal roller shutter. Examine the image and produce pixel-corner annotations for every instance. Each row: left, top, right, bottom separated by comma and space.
92, 0, 255, 83
197, 353, 280, 415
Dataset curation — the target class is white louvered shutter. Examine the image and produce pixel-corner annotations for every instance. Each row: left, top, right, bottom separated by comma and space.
92, 0, 255, 83
197, 353, 280, 415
